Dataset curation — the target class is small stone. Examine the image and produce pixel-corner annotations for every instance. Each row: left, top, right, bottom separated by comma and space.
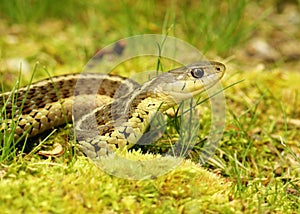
246, 38, 281, 61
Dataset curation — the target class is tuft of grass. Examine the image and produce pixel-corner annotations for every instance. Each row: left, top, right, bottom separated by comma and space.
0, 64, 77, 164
177, 0, 251, 55
0, 68, 30, 163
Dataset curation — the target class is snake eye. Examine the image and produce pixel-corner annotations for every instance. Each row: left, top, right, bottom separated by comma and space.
191, 68, 205, 78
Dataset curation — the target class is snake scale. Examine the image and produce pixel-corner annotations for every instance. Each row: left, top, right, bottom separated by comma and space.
1, 62, 225, 158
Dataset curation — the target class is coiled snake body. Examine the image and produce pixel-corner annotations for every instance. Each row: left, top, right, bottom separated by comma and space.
1, 62, 225, 158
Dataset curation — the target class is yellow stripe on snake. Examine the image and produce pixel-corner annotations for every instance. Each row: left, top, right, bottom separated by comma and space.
1, 62, 225, 158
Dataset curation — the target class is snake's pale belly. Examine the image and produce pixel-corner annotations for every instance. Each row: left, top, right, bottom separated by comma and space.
1, 62, 225, 158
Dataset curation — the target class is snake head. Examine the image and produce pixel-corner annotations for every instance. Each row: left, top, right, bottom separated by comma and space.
157, 61, 225, 101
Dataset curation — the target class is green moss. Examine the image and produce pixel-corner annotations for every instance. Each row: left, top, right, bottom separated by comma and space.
0, 155, 233, 213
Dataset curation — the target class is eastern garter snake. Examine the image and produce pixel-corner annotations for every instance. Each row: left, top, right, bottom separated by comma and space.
1, 61, 225, 158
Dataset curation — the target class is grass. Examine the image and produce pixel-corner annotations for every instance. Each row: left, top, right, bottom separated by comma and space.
215, 69, 300, 211
1, 0, 300, 213
0, 69, 31, 162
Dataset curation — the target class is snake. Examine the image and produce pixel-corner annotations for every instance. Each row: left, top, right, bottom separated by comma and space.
1, 61, 225, 158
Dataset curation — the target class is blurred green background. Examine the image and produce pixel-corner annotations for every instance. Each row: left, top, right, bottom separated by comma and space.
1, 0, 298, 81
